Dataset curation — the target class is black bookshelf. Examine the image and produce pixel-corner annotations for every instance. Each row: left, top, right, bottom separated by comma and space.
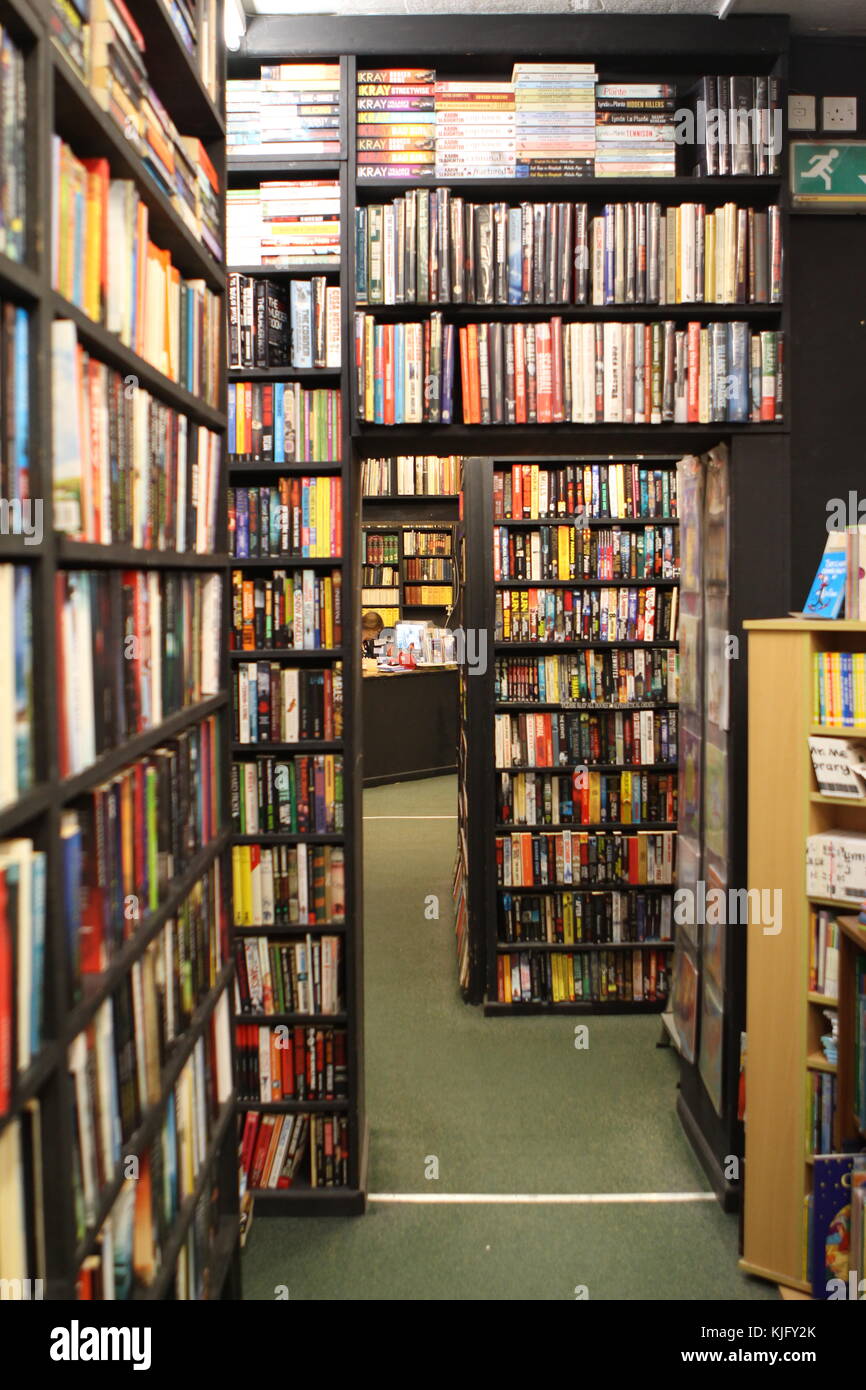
233, 10, 795, 1211
225, 48, 366, 1215
0, 0, 240, 1301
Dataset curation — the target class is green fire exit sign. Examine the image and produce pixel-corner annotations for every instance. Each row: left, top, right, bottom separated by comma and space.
791, 139, 866, 207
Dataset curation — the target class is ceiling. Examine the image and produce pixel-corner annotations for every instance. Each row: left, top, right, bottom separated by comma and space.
243, 0, 866, 34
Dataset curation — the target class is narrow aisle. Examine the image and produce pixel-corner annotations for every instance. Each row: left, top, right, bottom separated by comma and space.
242, 776, 777, 1300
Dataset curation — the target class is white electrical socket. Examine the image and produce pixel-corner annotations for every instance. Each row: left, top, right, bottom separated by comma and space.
788, 94, 817, 130
821, 96, 857, 132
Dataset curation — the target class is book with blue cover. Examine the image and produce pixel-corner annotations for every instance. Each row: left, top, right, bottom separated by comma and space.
803, 533, 847, 619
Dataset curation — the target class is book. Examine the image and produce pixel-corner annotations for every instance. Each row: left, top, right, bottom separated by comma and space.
51, 321, 222, 549
813, 652, 866, 727
0, 26, 27, 262
0, 566, 33, 811
231, 754, 344, 834
361, 454, 461, 496
808, 908, 841, 998
227, 181, 340, 266
61, 720, 223, 990
56, 569, 223, 777
229, 477, 342, 559
498, 946, 669, 1004
353, 312, 455, 424
233, 662, 343, 745
51, 143, 222, 404
229, 567, 343, 652
235, 1024, 348, 1102
494, 585, 678, 644
235, 934, 343, 1013
497, 768, 677, 828
803, 532, 847, 620
230, 848, 345, 925
238, 1110, 349, 1189
228, 65, 341, 156
495, 648, 679, 706
228, 383, 342, 464
457, 318, 782, 425
807, 831, 866, 902
0, 838, 46, 1107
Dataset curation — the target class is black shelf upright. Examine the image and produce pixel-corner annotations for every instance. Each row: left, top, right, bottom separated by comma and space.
225, 41, 366, 1214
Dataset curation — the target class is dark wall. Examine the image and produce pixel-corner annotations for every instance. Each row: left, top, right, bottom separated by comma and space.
789, 37, 866, 603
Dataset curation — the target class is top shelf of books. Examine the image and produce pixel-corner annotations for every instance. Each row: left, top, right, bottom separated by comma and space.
50, 0, 224, 143
227, 55, 784, 189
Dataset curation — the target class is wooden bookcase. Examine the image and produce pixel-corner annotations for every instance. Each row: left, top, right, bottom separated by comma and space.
0, 0, 240, 1300
362, 518, 455, 627
742, 618, 866, 1293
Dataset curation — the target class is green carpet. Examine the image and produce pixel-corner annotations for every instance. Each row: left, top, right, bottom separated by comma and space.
242, 775, 777, 1300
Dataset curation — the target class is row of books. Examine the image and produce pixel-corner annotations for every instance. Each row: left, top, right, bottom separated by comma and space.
239, 1110, 349, 1191
496, 769, 677, 827
809, 908, 841, 999
233, 664, 343, 746
60, 719, 223, 990
361, 454, 461, 497
0, 304, 29, 506
364, 530, 399, 566
455, 318, 783, 425
807, 1070, 837, 1157
404, 556, 451, 580
230, 568, 343, 652
354, 311, 454, 424
494, 708, 679, 770
52, 143, 221, 404
52, 322, 222, 549
0, 837, 46, 1111
227, 65, 340, 156
235, 935, 342, 1016
54, 1, 222, 257
495, 585, 679, 644
226, 181, 340, 266
231, 843, 345, 927
0, 25, 25, 262
496, 829, 676, 887
499, 889, 674, 944
497, 947, 671, 1006
405, 527, 452, 556
235, 1025, 348, 1103
0, 566, 32, 811
405, 585, 451, 606
227, 274, 341, 370
229, 478, 343, 560
692, 75, 782, 178
231, 755, 344, 835
69, 973, 231, 1236
227, 382, 342, 464
493, 460, 677, 521
813, 652, 866, 728
355, 196, 783, 306
494, 524, 679, 582
56, 569, 222, 778
495, 650, 679, 706
167, 0, 220, 101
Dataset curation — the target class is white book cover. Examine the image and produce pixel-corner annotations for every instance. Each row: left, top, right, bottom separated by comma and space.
261, 849, 275, 927
282, 667, 299, 742
603, 322, 622, 422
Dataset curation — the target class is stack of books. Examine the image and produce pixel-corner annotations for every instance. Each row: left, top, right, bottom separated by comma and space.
50, 0, 89, 79
434, 81, 515, 180
227, 64, 341, 157
229, 274, 342, 371
356, 67, 436, 179
512, 63, 597, 179
362, 455, 461, 496
353, 311, 455, 424
595, 83, 678, 178
226, 181, 341, 266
